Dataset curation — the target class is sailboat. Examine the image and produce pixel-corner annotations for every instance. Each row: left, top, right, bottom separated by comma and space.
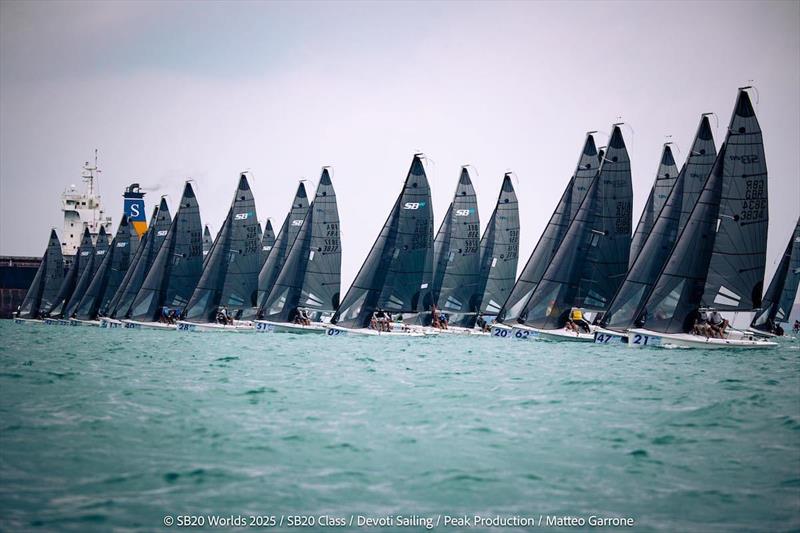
123, 181, 204, 330
100, 198, 172, 328
260, 219, 275, 266
14, 229, 65, 324
425, 166, 482, 333
474, 172, 520, 334
492, 133, 600, 337
44, 228, 95, 322
202, 225, 212, 258
178, 174, 261, 332
749, 216, 800, 336
255, 168, 341, 334
628, 88, 776, 348
593, 116, 717, 344
249, 182, 310, 317
61, 225, 110, 321
328, 154, 435, 336
70, 215, 139, 325
504, 125, 633, 342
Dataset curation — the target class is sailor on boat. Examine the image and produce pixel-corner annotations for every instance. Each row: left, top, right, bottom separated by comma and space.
793, 320, 799, 334
566, 307, 591, 334
292, 307, 311, 326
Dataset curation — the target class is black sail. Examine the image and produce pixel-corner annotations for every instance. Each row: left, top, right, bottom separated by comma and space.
260, 219, 275, 266
629, 145, 679, 266
184, 174, 261, 322
602, 117, 717, 330
128, 182, 204, 322
18, 229, 64, 319
475, 173, 520, 319
46, 228, 94, 316
604, 119, 717, 329
74, 216, 137, 320
64, 226, 110, 318
522, 125, 633, 328
431, 203, 454, 303
751, 216, 800, 329
434, 168, 481, 325
333, 154, 434, 328
261, 168, 341, 321
254, 183, 309, 310
202, 225, 212, 258
106, 206, 156, 316
111, 198, 173, 318
499, 134, 599, 322
703, 90, 769, 310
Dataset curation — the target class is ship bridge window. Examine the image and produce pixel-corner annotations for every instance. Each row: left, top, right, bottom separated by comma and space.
81, 201, 86, 205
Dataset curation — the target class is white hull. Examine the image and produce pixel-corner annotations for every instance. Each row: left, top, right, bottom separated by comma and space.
69, 318, 100, 327
489, 323, 514, 339
43, 318, 72, 326
176, 320, 255, 333
254, 321, 327, 334
628, 328, 778, 349
120, 319, 177, 331
99, 318, 124, 329
326, 325, 429, 337
13, 317, 43, 325
423, 325, 488, 336
515, 325, 595, 342
592, 327, 629, 345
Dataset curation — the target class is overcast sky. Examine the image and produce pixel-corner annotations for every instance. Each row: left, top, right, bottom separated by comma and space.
1, 0, 798, 295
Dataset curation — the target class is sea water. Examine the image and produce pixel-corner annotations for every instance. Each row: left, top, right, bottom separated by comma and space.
0, 321, 798, 532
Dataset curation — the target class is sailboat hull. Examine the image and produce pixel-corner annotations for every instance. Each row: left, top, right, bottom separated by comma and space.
592, 327, 629, 345
254, 320, 328, 334
326, 325, 429, 337
628, 328, 777, 349
43, 318, 72, 326
13, 318, 43, 325
99, 318, 124, 329
512, 324, 595, 342
489, 323, 514, 339
176, 321, 255, 333
69, 318, 101, 327
120, 319, 177, 331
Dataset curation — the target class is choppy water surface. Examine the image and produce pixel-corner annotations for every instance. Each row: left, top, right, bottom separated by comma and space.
0, 321, 798, 531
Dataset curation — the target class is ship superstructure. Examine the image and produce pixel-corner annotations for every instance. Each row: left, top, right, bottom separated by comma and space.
61, 151, 113, 256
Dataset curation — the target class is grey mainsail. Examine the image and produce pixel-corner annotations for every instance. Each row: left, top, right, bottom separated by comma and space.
18, 229, 64, 319
74, 216, 138, 320
332, 154, 434, 328
702, 89, 769, 311
202, 225, 212, 258
110, 198, 172, 318
260, 219, 275, 266
184, 174, 261, 322
433, 167, 481, 326
431, 203, 454, 304
64, 226, 110, 318
629, 144, 679, 267
475, 173, 520, 320
499, 134, 599, 322
260, 168, 341, 321
601, 117, 716, 331
751, 216, 800, 330
520, 125, 632, 328
640, 89, 766, 333
254, 183, 309, 309
46, 228, 94, 316
128, 182, 204, 322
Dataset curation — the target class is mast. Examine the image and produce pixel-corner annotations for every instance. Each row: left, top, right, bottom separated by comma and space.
498, 133, 599, 323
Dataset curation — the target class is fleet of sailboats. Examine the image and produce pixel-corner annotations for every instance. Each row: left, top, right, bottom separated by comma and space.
14, 87, 799, 347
